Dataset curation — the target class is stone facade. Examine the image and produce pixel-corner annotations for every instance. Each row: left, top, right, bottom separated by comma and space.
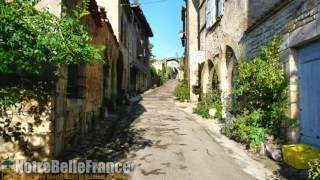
183, 0, 320, 142
242, 0, 320, 143
0, 0, 121, 160
184, 0, 201, 102
102, 0, 153, 96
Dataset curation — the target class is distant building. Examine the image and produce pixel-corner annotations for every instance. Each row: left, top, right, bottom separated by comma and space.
101, 0, 153, 95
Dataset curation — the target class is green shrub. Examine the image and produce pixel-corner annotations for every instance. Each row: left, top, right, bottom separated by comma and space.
221, 37, 294, 151
0, 1, 104, 75
193, 89, 222, 119
309, 159, 320, 179
234, 37, 294, 137
173, 81, 190, 102
221, 110, 266, 151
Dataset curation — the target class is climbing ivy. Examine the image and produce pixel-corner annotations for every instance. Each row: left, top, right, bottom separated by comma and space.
0, 0, 104, 75
0, 0, 104, 158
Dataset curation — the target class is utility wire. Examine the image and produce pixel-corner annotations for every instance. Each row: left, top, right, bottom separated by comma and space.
137, 0, 169, 5
121, 0, 169, 6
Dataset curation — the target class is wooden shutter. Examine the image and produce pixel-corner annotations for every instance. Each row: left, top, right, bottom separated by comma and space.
217, 0, 224, 18
206, 0, 213, 29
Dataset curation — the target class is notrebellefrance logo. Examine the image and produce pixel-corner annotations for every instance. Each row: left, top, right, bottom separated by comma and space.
0, 160, 134, 174
0, 160, 14, 170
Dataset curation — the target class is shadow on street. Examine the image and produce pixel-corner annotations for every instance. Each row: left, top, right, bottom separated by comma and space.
62, 103, 153, 162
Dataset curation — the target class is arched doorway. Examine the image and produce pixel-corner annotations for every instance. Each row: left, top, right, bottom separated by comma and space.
208, 56, 219, 90
226, 46, 238, 113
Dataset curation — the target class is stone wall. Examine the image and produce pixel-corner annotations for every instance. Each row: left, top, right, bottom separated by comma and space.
0, 77, 54, 160
58, 11, 120, 155
242, 0, 320, 142
0, 0, 122, 160
186, 0, 200, 102
242, 0, 319, 60
198, 0, 249, 117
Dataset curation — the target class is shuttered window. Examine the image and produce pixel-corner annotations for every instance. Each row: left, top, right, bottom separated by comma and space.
217, 0, 224, 18
206, 0, 213, 29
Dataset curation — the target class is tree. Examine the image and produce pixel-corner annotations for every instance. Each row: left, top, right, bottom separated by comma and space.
0, 0, 104, 75
148, 43, 156, 59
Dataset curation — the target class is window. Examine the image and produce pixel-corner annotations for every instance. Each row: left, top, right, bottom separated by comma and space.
206, 0, 213, 29
217, 0, 224, 18
67, 65, 86, 99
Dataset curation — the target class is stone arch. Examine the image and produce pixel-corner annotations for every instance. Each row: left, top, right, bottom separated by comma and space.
201, 55, 219, 96
225, 45, 238, 113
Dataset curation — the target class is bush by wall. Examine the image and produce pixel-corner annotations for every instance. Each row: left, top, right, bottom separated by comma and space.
221, 37, 295, 151
221, 110, 266, 151
308, 159, 320, 179
173, 80, 190, 102
193, 89, 222, 119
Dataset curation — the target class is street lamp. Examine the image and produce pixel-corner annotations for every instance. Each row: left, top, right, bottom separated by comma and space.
179, 31, 185, 40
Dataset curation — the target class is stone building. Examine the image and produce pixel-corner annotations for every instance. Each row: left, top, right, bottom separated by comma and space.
130, 5, 153, 93
101, 0, 153, 95
151, 58, 181, 80
182, 0, 320, 145
0, 0, 120, 160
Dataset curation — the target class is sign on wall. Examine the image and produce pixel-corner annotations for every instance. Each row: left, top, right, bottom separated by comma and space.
191, 51, 206, 64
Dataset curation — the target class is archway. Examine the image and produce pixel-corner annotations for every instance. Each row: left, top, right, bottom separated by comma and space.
226, 46, 238, 112
200, 56, 220, 97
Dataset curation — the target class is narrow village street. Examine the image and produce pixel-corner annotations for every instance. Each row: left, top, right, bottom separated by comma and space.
64, 80, 270, 180
126, 80, 266, 180
2, 1, 320, 179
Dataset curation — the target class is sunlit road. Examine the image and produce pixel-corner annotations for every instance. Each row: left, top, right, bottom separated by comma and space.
126, 80, 262, 180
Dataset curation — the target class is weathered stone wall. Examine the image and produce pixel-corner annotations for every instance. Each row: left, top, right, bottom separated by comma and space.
0, 0, 121, 160
60, 12, 120, 154
198, 0, 248, 117
243, 0, 319, 60
0, 96, 54, 161
247, 0, 281, 26
242, 0, 320, 143
186, 0, 200, 102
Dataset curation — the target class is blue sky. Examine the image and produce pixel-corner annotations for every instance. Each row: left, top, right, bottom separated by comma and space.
139, 0, 184, 59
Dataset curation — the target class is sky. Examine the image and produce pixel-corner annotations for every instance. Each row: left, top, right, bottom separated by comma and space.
139, 0, 185, 59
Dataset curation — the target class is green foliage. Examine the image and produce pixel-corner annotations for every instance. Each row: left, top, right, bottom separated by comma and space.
0, 0, 104, 75
308, 159, 320, 179
150, 67, 166, 86
166, 66, 176, 79
221, 110, 266, 151
222, 37, 294, 151
193, 89, 222, 119
0, 0, 103, 158
148, 43, 155, 59
174, 80, 190, 102
0, 78, 52, 157
234, 37, 294, 137
150, 66, 157, 77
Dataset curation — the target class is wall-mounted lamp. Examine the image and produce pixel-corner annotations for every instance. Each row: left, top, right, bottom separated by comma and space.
179, 31, 185, 39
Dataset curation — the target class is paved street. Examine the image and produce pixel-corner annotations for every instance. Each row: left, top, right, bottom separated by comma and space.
64, 80, 270, 180
126, 80, 267, 180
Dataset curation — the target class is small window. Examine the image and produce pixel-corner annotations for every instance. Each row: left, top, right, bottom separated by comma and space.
217, 0, 224, 18
206, 0, 213, 29
67, 65, 86, 99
